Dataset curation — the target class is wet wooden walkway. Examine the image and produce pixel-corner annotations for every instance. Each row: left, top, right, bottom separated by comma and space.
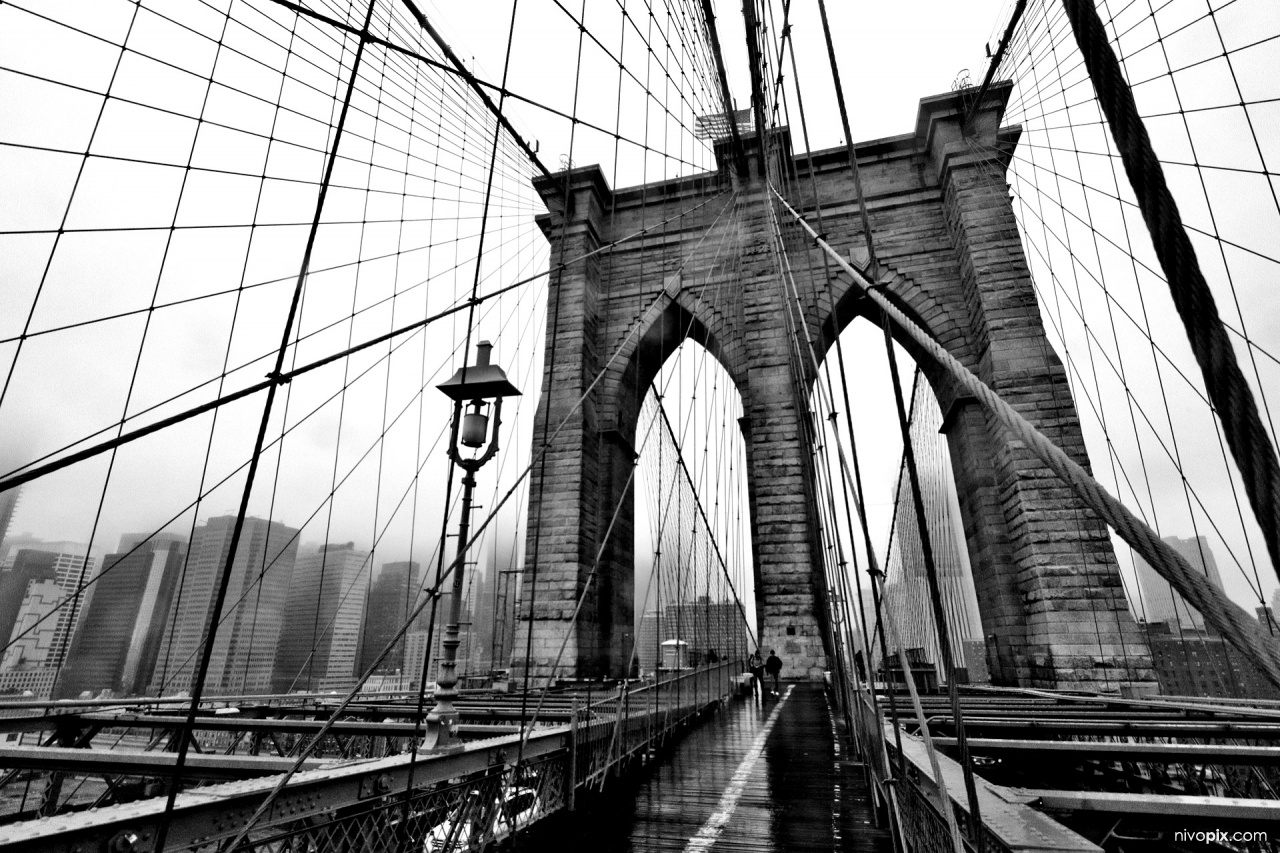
505, 683, 893, 852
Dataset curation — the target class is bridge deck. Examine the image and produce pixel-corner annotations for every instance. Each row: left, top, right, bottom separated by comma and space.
508, 683, 891, 852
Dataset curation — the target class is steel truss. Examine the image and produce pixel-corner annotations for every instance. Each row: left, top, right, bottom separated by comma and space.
0, 662, 742, 850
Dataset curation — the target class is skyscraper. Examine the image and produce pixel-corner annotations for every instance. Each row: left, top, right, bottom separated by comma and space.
1, 545, 96, 663
150, 516, 298, 696
0, 532, 47, 569
401, 592, 471, 687
635, 600, 747, 675
0, 549, 57, 650
45, 544, 98, 668
1134, 535, 1223, 629
637, 610, 661, 674
468, 561, 496, 673
403, 629, 431, 690
359, 560, 421, 676
273, 542, 371, 693
0, 543, 97, 698
56, 533, 187, 699
0, 486, 19, 563
1, 580, 64, 672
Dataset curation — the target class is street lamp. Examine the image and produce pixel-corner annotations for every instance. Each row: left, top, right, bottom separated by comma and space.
424, 340, 520, 752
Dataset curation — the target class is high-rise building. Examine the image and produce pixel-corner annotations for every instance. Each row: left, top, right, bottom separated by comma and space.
490, 566, 520, 672
468, 560, 496, 673
1, 580, 65, 672
1146, 621, 1280, 700
879, 377, 984, 682
404, 629, 431, 690
359, 560, 421, 677
0, 546, 101, 698
0, 487, 19, 563
401, 592, 473, 688
635, 599, 747, 675
0, 550, 57, 650
0, 532, 47, 569
637, 610, 661, 674
662, 597, 747, 666
56, 533, 187, 699
150, 515, 299, 696
1134, 535, 1223, 629
45, 544, 98, 668
273, 542, 371, 693
0, 543, 97, 688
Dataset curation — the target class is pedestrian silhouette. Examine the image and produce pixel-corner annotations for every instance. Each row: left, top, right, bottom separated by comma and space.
765, 649, 783, 695
747, 649, 764, 695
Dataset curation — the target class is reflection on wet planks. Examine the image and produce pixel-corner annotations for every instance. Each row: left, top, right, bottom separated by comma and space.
503, 683, 892, 853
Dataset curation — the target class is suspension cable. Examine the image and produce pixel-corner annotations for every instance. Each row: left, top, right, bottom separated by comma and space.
773, 189, 1280, 690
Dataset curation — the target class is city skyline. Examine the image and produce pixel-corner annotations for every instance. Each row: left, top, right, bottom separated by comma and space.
0, 514, 504, 700
3, 494, 1270, 700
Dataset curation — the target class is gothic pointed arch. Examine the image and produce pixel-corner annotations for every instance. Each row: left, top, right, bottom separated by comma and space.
515, 83, 1153, 690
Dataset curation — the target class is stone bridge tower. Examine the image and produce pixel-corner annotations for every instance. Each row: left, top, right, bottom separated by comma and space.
513, 83, 1154, 690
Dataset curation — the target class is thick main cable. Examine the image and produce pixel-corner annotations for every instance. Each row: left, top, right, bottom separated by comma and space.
1062, 0, 1280, 589
774, 188, 1280, 690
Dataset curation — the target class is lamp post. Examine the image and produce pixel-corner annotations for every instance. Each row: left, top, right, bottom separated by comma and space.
425, 340, 520, 752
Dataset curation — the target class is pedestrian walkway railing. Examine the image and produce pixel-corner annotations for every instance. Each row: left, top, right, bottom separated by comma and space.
0, 660, 746, 851
849, 691, 1101, 853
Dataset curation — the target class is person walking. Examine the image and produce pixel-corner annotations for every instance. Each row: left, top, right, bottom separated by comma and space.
764, 649, 783, 696
747, 649, 764, 695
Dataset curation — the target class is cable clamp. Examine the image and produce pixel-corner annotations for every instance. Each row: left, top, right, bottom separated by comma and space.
266, 371, 289, 386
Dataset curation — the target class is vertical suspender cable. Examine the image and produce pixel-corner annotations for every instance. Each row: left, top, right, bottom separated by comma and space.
811, 0, 983, 838
880, 317, 983, 840
773, 188, 1280, 690
778, 1, 892, 762
814, 0, 876, 271
1062, 0, 1280, 587
153, 2, 379, 850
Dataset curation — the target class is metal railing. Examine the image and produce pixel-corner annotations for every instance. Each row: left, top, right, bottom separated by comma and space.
0, 660, 745, 851
847, 690, 1100, 853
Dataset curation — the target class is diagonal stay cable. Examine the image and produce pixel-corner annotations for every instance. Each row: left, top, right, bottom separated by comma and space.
218, 187, 740, 851
0, 189, 730, 495
1063, 0, 1280, 589
0, 283, 499, 664
773, 187, 1280, 691
650, 390, 756, 651
153, 5, 381, 847
152, 274, 544, 700
513, 186, 746, 735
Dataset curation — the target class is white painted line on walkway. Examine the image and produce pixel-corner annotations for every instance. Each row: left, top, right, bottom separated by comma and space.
683, 685, 795, 853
